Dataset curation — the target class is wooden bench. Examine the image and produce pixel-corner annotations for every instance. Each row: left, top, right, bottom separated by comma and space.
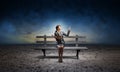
35, 35, 88, 59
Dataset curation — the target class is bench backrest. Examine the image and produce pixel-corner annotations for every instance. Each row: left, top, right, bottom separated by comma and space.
36, 35, 86, 47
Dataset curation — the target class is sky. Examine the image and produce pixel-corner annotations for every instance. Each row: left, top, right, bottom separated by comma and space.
0, 0, 120, 44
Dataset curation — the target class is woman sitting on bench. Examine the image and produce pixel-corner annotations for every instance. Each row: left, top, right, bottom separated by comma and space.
54, 25, 70, 63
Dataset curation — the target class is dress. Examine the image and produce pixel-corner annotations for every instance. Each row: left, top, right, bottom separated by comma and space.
54, 30, 70, 48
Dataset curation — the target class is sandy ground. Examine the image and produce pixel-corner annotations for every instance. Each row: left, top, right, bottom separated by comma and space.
0, 45, 120, 72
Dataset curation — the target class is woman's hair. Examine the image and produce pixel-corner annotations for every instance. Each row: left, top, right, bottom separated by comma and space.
56, 25, 61, 30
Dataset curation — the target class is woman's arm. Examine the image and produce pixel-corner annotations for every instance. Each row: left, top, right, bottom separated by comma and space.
63, 30, 70, 37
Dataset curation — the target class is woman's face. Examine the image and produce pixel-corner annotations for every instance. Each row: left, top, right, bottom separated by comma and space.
57, 26, 61, 31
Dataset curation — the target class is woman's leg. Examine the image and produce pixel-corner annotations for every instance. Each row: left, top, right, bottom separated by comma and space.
57, 45, 62, 62
58, 47, 61, 57
61, 46, 64, 57
58, 48, 62, 62
57, 45, 64, 62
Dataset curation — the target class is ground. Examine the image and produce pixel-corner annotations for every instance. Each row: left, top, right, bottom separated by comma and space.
0, 45, 120, 72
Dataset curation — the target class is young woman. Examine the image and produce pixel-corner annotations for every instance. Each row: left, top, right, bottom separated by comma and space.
54, 25, 70, 62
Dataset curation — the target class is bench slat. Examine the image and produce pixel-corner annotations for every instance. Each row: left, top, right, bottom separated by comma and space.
35, 46, 88, 50
36, 36, 86, 38
36, 41, 86, 44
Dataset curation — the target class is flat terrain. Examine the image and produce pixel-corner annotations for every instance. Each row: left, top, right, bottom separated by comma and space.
0, 45, 120, 72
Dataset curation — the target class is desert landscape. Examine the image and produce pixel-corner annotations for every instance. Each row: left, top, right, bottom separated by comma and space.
0, 44, 120, 72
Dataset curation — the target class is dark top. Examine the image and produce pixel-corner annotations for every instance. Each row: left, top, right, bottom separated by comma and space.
54, 30, 70, 45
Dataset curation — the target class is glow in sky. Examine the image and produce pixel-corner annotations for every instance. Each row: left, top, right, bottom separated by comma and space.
0, 0, 120, 44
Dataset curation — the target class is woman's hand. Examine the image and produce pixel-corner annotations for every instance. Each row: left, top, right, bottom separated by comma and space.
68, 26, 71, 31
56, 36, 62, 39
52, 35, 62, 39
54, 36, 62, 39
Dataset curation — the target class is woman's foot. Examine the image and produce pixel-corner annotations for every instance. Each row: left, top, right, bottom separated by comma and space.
58, 57, 63, 63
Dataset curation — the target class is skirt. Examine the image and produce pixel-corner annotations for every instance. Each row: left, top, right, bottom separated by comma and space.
56, 44, 64, 48
56, 39, 65, 48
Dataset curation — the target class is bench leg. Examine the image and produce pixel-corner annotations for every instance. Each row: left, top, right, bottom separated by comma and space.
42, 49, 46, 57
76, 50, 80, 59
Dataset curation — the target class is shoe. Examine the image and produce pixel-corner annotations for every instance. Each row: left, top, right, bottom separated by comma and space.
59, 58, 63, 63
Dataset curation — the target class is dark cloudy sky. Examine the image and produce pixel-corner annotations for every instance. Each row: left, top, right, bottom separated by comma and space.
0, 0, 120, 44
